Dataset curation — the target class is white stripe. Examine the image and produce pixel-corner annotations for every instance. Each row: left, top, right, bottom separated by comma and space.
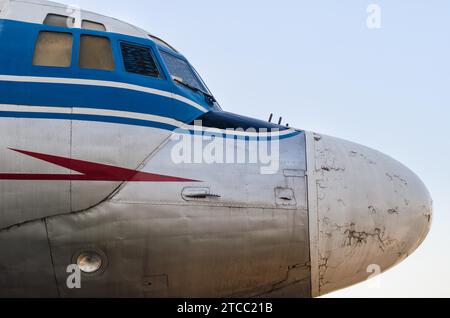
0, 75, 208, 113
72, 107, 184, 127
183, 125, 298, 138
0, 104, 298, 137
0, 104, 71, 114
0, 104, 184, 127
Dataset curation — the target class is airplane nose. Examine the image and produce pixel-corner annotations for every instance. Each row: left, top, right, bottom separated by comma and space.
307, 133, 433, 296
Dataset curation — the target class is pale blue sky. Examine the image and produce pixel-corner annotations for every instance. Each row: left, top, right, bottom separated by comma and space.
58, 0, 450, 297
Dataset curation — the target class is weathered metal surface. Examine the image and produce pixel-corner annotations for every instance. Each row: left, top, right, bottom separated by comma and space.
111, 133, 307, 210
46, 202, 310, 298
309, 134, 432, 296
0, 220, 58, 297
0, 129, 311, 297
0, 119, 71, 229
70, 122, 172, 212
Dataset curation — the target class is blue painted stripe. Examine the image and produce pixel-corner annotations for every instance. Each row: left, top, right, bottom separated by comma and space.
0, 111, 179, 131
0, 80, 203, 124
0, 110, 302, 140
177, 128, 302, 141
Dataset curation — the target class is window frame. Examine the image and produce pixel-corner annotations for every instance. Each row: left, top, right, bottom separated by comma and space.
118, 40, 165, 80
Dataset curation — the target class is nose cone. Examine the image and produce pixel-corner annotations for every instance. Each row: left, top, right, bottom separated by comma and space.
309, 133, 432, 296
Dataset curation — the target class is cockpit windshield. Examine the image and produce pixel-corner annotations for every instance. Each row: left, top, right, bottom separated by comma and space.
160, 50, 220, 109
160, 50, 208, 93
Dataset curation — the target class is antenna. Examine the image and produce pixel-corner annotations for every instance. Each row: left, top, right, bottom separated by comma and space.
278, 117, 283, 125
268, 113, 273, 123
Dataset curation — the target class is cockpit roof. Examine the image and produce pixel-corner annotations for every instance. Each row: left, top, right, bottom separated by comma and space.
0, 0, 177, 51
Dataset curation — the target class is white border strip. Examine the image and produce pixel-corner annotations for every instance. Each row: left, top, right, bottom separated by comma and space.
72, 107, 184, 127
184, 125, 299, 138
0, 104, 71, 114
0, 104, 301, 138
0, 75, 208, 113
0, 104, 184, 127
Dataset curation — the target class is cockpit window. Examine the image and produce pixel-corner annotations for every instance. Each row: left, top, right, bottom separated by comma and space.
121, 42, 162, 78
44, 14, 75, 28
160, 51, 207, 92
82, 20, 106, 32
33, 31, 73, 67
44, 14, 107, 32
79, 35, 115, 71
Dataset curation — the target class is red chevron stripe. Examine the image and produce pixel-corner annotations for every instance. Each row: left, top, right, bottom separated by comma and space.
0, 148, 198, 182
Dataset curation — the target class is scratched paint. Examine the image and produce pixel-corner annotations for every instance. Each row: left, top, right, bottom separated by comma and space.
310, 134, 432, 296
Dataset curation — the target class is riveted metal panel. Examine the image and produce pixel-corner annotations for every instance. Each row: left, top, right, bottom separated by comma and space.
46, 200, 311, 298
